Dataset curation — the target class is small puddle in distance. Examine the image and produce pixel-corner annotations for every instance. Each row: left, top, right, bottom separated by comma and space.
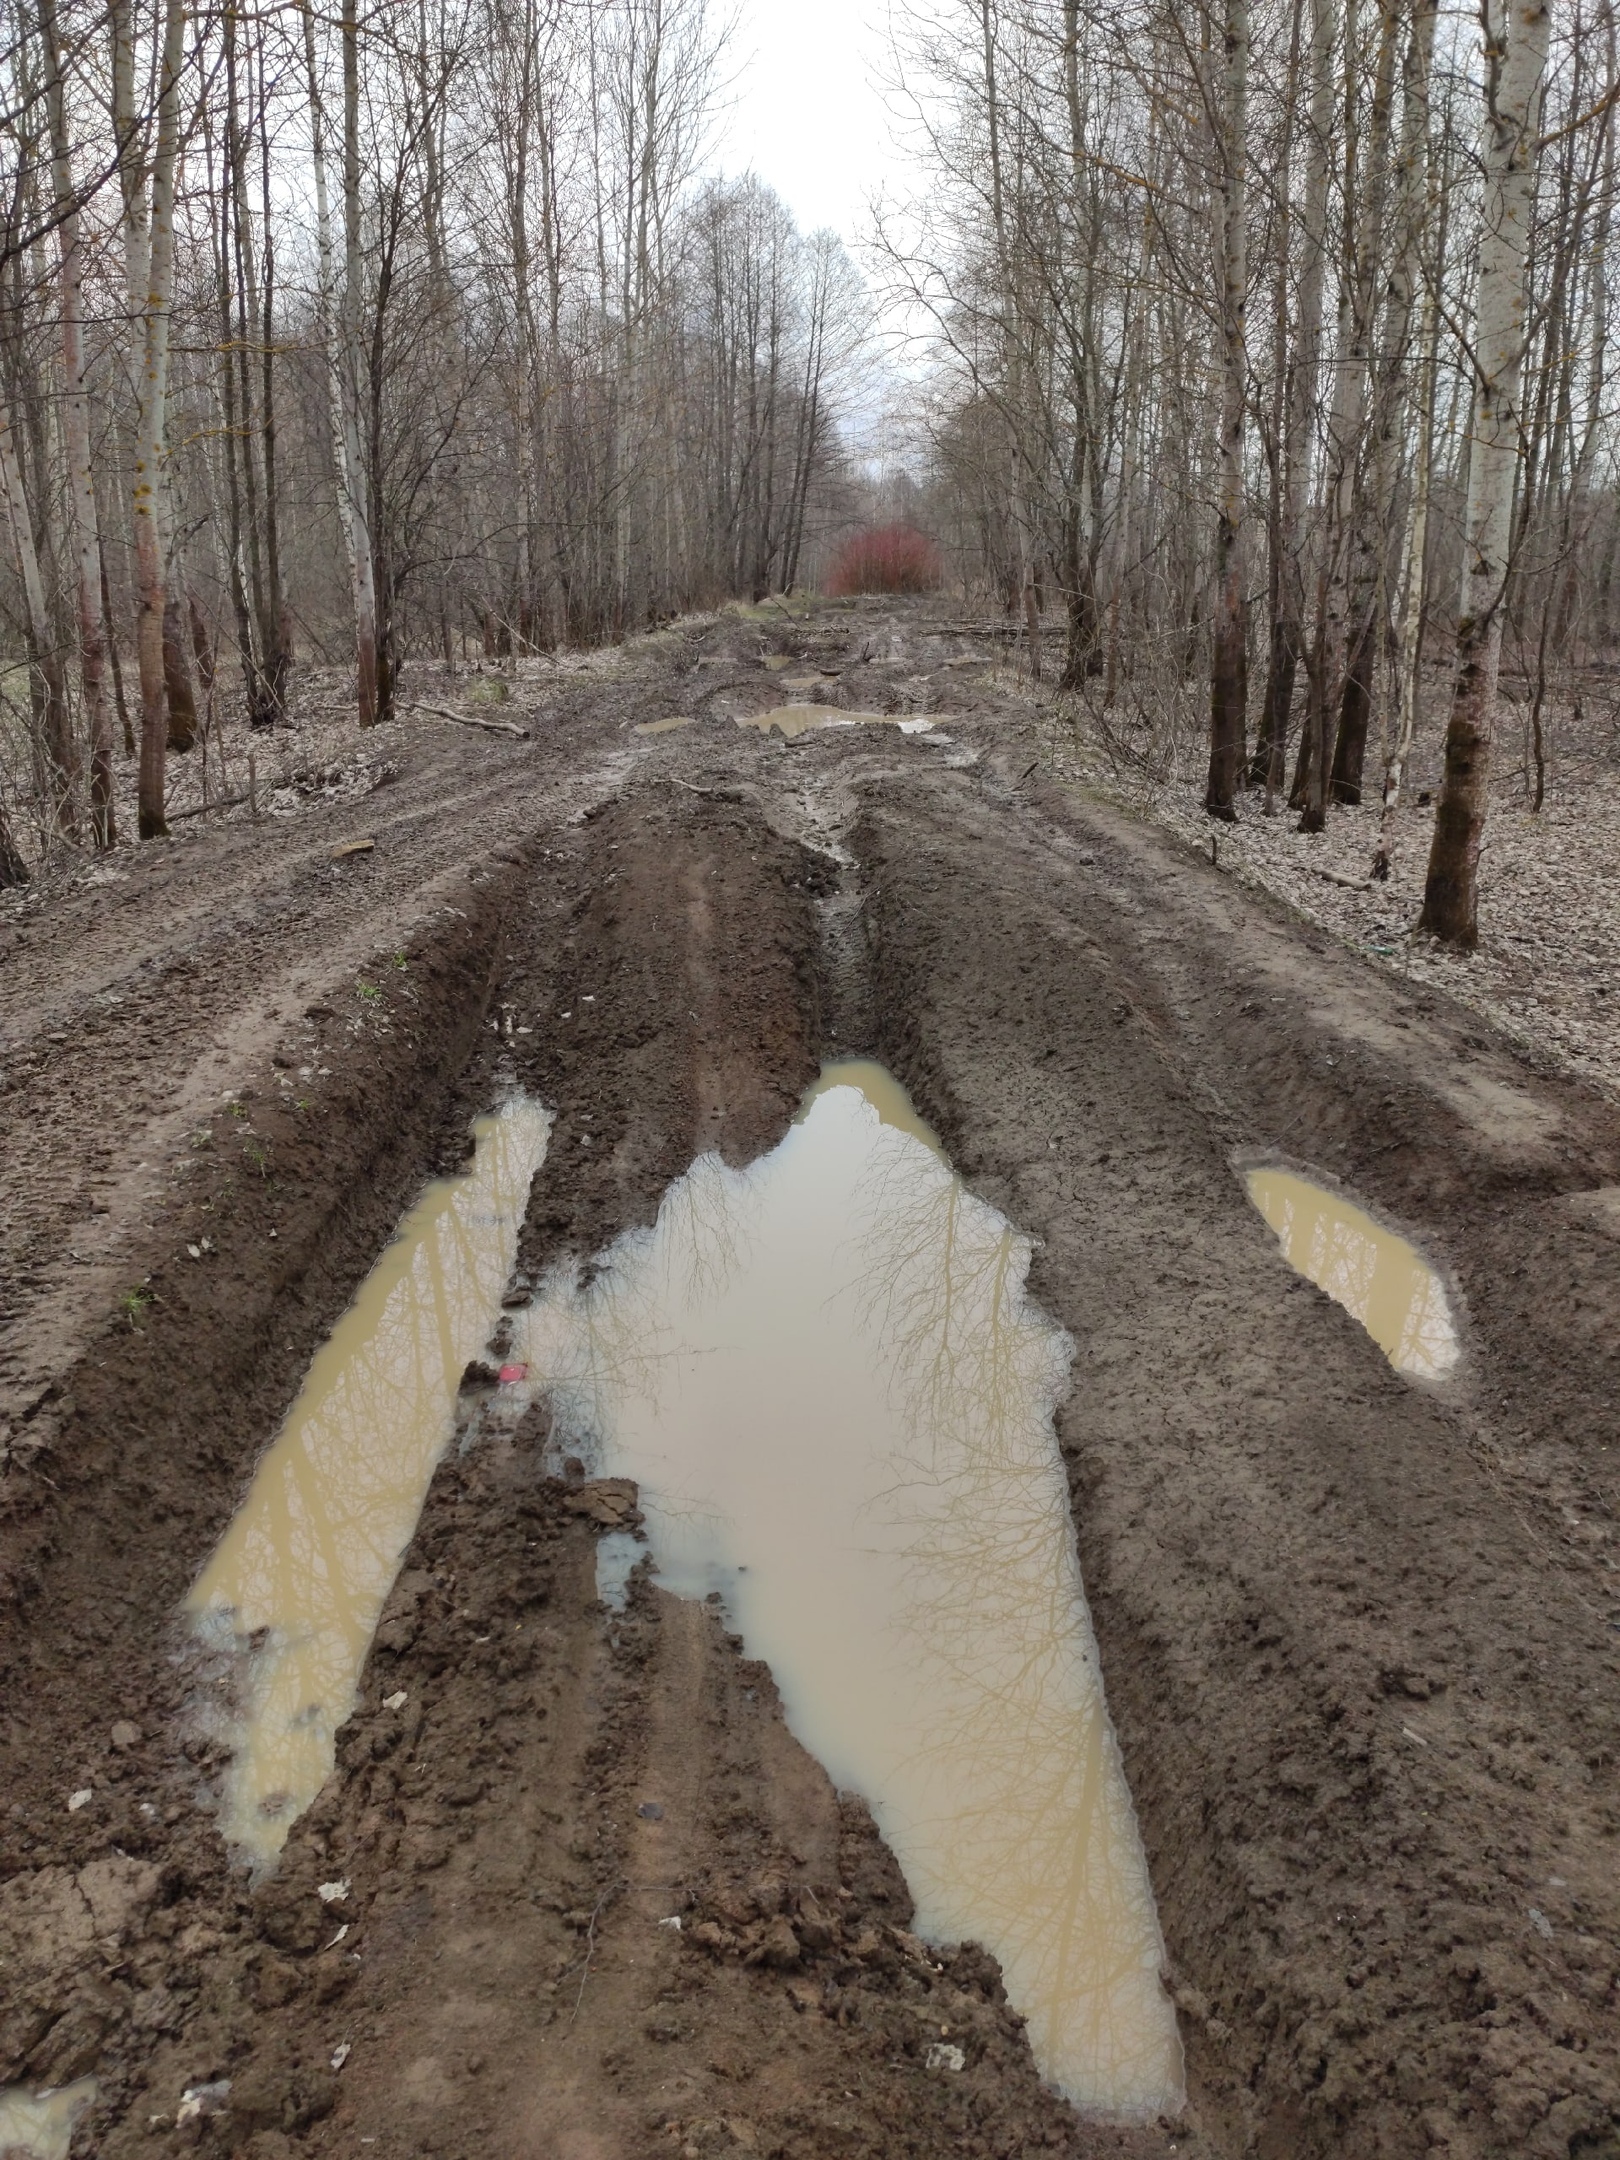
1245, 1166, 1458, 1379
516, 1063, 1183, 2119
0, 2081, 97, 2160
188, 1097, 551, 1867
634, 716, 694, 735
735, 704, 936, 740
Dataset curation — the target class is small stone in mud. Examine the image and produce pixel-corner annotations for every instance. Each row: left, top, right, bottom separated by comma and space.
110, 1720, 142, 1751
637, 1801, 665, 1820
752, 1916, 801, 1969
251, 1957, 303, 2010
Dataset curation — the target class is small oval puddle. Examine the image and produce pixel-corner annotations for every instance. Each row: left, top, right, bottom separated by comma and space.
1245, 1166, 1458, 1379
187, 1097, 550, 1867
516, 1062, 1184, 2119
0, 2079, 97, 2160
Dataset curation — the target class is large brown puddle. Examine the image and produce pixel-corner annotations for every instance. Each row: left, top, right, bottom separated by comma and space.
1245, 1166, 1458, 1379
188, 1099, 551, 1866
514, 1063, 1183, 2119
0, 2079, 96, 2160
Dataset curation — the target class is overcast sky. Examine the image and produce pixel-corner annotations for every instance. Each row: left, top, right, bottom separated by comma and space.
710, 0, 900, 252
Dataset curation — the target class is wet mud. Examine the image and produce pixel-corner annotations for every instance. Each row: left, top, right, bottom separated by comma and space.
2, 600, 1618, 2160
516, 1065, 1182, 2116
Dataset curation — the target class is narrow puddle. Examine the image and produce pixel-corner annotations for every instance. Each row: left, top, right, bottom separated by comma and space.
188, 1098, 551, 1866
735, 705, 936, 740
634, 716, 694, 735
515, 1063, 1183, 2119
1245, 1166, 1458, 1379
0, 2081, 97, 2160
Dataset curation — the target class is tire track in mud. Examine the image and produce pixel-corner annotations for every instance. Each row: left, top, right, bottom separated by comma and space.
0, 728, 631, 1432
852, 769, 1620, 2160
3, 599, 1618, 2160
3, 754, 1166, 2160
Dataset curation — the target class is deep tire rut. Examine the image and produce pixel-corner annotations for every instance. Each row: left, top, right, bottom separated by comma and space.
2, 600, 1617, 2160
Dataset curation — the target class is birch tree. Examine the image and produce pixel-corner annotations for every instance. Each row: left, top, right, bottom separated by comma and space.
1417, 0, 1554, 944
1206, 0, 1251, 817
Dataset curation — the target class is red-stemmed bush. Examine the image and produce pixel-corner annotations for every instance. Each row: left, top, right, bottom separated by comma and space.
824, 523, 943, 597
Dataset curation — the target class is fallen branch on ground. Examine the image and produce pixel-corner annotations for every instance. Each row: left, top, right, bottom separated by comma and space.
403, 701, 531, 739
169, 791, 252, 822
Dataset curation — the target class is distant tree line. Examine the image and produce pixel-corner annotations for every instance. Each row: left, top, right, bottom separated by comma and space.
0, 0, 864, 861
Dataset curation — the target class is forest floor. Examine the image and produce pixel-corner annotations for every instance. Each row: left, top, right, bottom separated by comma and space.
1043, 659, 1620, 1105
2, 596, 1619, 2160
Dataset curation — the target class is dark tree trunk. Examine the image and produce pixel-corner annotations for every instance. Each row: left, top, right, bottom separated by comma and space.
163, 593, 198, 751
1252, 610, 1298, 798
0, 800, 29, 888
1059, 504, 1103, 690
1293, 626, 1329, 830
1207, 531, 1247, 820
101, 538, 134, 755
1329, 609, 1377, 803
1417, 614, 1492, 946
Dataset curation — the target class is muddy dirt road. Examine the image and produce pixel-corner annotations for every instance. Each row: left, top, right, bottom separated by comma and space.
3, 601, 1618, 2160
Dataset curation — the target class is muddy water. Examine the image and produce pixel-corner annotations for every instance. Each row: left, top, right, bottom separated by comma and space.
1246, 1166, 1458, 1379
736, 704, 936, 740
634, 716, 694, 735
0, 2081, 96, 2160
189, 1098, 551, 1866
516, 1067, 1183, 2119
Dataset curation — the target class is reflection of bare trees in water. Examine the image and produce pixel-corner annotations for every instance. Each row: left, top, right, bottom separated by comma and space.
517, 1092, 1179, 2112
1256, 1177, 1456, 1380
191, 1101, 550, 1860
835, 1122, 1177, 2113
521, 1150, 763, 1469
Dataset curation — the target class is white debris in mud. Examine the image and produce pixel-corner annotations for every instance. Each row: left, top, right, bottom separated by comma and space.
318, 1879, 350, 1904
925, 2043, 966, 2073
66, 1789, 91, 1813
177, 2082, 231, 2124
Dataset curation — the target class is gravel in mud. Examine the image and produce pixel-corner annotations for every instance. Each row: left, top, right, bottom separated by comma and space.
2, 600, 1618, 2160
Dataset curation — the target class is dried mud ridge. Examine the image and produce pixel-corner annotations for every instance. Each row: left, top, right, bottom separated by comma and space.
2, 600, 1619, 2160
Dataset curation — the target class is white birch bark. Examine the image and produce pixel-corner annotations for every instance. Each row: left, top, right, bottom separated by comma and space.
1206, 0, 1250, 817
1418, 0, 1554, 943
341, 0, 380, 725
42, 0, 111, 844
118, 0, 185, 837
300, 0, 355, 589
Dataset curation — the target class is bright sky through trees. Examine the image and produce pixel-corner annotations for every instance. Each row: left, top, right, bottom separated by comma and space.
715, 0, 897, 247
